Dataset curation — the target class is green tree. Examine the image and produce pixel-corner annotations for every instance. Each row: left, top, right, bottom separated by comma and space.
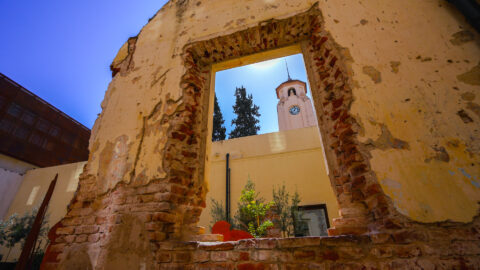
235, 178, 274, 237
272, 184, 308, 237
272, 184, 291, 237
0, 209, 50, 262
228, 86, 261, 139
212, 95, 226, 141
209, 198, 228, 228
291, 191, 308, 237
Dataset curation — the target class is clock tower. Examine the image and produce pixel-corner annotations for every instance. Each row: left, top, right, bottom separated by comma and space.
276, 78, 317, 131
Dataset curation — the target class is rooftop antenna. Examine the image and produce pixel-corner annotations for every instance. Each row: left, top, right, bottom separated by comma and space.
285, 59, 292, 81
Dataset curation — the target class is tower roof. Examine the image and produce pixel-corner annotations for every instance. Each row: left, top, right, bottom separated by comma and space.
275, 79, 307, 99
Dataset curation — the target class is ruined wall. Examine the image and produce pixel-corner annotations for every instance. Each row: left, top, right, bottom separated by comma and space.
42, 0, 480, 269
152, 225, 480, 269
95, 0, 479, 226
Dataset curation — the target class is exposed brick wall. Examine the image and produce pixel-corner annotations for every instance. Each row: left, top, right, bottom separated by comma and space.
154, 216, 480, 269
181, 3, 395, 236
41, 3, 480, 269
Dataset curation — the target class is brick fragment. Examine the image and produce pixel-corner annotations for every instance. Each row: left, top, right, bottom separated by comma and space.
192, 250, 210, 262
88, 234, 100, 243
211, 251, 229, 262
255, 238, 277, 249
198, 242, 235, 251
293, 250, 316, 260
173, 252, 192, 262
56, 227, 74, 235
156, 252, 172, 263
75, 234, 87, 243
196, 262, 235, 270
237, 263, 266, 270
277, 237, 320, 248
152, 212, 176, 223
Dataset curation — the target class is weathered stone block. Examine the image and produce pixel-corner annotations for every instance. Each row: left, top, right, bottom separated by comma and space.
198, 242, 235, 251
277, 237, 321, 248
210, 251, 229, 262
173, 251, 192, 263
192, 250, 210, 263
293, 250, 316, 260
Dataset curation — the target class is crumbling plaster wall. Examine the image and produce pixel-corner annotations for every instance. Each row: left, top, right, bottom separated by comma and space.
91, 0, 480, 225
333, 1, 480, 223
40, 0, 480, 268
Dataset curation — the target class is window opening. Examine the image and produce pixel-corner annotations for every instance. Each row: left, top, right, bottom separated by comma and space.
296, 204, 330, 237
7, 103, 23, 117
21, 110, 36, 125
201, 51, 338, 239
288, 88, 296, 96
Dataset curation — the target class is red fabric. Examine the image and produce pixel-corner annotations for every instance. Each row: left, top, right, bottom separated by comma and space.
229, 229, 254, 241
212, 220, 231, 235
211, 221, 253, 241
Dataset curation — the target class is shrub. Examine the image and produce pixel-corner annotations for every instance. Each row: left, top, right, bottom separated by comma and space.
235, 178, 274, 237
272, 183, 307, 237
209, 198, 228, 228
0, 209, 49, 263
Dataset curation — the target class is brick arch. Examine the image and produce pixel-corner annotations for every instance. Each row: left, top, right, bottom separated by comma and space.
180, 3, 404, 236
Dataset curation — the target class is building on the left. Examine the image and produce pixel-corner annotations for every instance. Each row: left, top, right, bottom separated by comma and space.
0, 73, 90, 261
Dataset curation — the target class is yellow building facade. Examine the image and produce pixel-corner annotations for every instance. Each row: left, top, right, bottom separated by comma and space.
199, 126, 339, 231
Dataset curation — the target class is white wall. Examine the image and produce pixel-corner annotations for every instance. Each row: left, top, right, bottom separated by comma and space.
0, 161, 85, 262
0, 168, 23, 219
0, 153, 37, 219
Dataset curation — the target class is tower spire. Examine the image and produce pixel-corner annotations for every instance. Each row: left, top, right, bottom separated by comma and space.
285, 59, 291, 81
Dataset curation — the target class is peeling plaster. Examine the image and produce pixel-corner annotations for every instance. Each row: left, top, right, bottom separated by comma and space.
362, 65, 382, 84
371, 139, 480, 223
457, 109, 474, 123
66, 0, 480, 237
97, 135, 131, 194
461, 91, 475, 101
364, 123, 409, 150
390, 61, 400, 73
424, 146, 450, 163
103, 216, 154, 269
457, 62, 480, 86
40, 1, 480, 268
450, 30, 475, 46
467, 102, 480, 118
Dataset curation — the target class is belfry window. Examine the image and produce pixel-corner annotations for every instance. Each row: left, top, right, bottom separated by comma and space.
288, 88, 296, 96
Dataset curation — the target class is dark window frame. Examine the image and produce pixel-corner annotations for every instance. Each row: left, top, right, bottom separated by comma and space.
288, 87, 297, 96
298, 203, 330, 229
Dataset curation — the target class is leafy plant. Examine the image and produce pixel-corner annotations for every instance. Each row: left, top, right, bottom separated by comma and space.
272, 184, 291, 237
291, 190, 308, 236
209, 198, 228, 228
0, 214, 12, 246
272, 184, 308, 237
0, 208, 50, 262
235, 178, 274, 237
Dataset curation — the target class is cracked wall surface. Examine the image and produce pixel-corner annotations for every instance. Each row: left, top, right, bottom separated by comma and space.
92, 0, 480, 224
41, 0, 480, 269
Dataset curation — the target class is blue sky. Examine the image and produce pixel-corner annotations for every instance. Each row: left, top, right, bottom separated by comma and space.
215, 54, 312, 136
0, 1, 167, 128
0, 1, 310, 132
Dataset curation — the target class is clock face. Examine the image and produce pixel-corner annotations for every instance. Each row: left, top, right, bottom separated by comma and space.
289, 105, 300, 115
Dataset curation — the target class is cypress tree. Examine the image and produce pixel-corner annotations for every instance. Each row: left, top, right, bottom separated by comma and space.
212, 95, 226, 141
229, 86, 261, 139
